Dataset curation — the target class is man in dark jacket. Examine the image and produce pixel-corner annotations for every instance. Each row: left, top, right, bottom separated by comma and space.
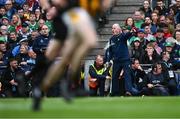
106, 23, 138, 96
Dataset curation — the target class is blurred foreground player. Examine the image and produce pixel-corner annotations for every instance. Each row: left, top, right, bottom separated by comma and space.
32, 0, 112, 110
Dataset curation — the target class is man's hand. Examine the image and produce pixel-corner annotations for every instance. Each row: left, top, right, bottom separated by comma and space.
106, 76, 111, 80
9, 79, 18, 86
147, 83, 154, 88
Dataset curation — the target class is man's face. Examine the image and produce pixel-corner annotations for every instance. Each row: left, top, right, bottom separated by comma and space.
151, 13, 158, 21
156, 32, 164, 38
0, 43, 6, 52
10, 32, 17, 40
146, 46, 154, 55
157, 1, 164, 8
112, 24, 121, 35
10, 60, 18, 69
29, 14, 36, 22
133, 60, 140, 69
176, 0, 180, 6
175, 31, 180, 42
41, 26, 49, 36
5, 1, 13, 10
137, 32, 145, 39
133, 11, 142, 21
95, 56, 104, 67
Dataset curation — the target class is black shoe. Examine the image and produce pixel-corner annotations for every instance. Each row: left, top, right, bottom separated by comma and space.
32, 88, 42, 111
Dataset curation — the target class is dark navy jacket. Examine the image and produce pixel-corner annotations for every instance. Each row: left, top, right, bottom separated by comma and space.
32, 34, 51, 61
107, 32, 133, 62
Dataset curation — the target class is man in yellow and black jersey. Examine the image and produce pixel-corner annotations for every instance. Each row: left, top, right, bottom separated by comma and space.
31, 0, 112, 111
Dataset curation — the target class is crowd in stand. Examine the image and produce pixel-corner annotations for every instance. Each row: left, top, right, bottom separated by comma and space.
90, 0, 180, 97
0, 0, 179, 97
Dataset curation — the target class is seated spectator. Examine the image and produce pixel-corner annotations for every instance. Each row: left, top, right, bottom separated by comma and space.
133, 10, 144, 29
0, 40, 12, 65
0, 7, 6, 19
1, 16, 10, 27
124, 17, 136, 31
175, 23, 180, 30
12, 37, 30, 56
4, 0, 16, 20
150, 12, 159, 34
145, 62, 169, 96
32, 25, 51, 62
155, 28, 166, 49
1, 57, 24, 97
163, 42, 177, 62
171, 0, 180, 24
0, 25, 9, 42
154, 0, 168, 16
28, 30, 39, 47
18, 22, 32, 39
88, 55, 111, 96
22, 3, 30, 22
142, 23, 154, 42
165, 15, 175, 35
130, 37, 145, 63
161, 51, 177, 95
142, 43, 160, 64
17, 44, 31, 72
7, 31, 20, 50
28, 12, 39, 31
159, 15, 166, 24
26, 0, 40, 12
8, 14, 22, 33
159, 23, 172, 39
139, 0, 152, 17
34, 8, 41, 21
148, 37, 162, 55
17, 8, 24, 20
131, 59, 149, 96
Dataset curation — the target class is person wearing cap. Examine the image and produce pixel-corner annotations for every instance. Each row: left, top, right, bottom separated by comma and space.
1, 16, 10, 27
130, 37, 144, 63
149, 37, 162, 55
18, 22, 32, 39
163, 41, 179, 63
136, 28, 148, 49
11, 37, 30, 56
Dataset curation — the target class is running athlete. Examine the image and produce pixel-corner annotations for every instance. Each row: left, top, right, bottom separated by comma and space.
32, 0, 112, 110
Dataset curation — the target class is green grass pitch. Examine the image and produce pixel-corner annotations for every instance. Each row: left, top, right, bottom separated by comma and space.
0, 97, 180, 118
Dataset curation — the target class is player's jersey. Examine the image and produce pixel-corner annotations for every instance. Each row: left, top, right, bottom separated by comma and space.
61, 0, 101, 17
